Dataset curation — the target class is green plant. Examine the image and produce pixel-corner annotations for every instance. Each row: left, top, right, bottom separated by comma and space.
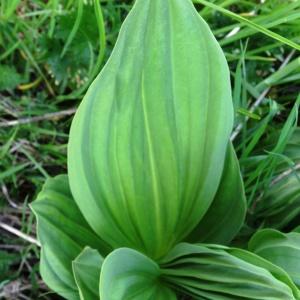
31, 0, 300, 299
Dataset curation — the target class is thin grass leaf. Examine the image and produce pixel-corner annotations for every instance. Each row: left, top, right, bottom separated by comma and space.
195, 0, 300, 51
60, 0, 84, 58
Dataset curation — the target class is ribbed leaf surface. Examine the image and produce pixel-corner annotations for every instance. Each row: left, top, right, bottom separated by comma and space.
187, 142, 246, 244
160, 243, 299, 300
31, 175, 110, 300
249, 229, 300, 288
72, 247, 103, 300
68, 0, 233, 259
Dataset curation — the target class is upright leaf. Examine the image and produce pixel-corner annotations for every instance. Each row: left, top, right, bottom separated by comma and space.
187, 142, 246, 244
31, 175, 111, 300
68, 0, 233, 259
100, 248, 177, 300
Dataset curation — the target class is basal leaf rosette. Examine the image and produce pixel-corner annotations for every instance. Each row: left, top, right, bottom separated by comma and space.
68, 0, 234, 260
30, 0, 300, 298
31, 175, 110, 300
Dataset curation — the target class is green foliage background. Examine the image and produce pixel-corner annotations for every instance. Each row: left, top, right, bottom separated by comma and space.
0, 0, 299, 298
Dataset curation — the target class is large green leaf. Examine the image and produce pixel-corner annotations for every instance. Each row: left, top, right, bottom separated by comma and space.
186, 142, 246, 244
68, 0, 233, 259
31, 175, 111, 300
249, 229, 300, 288
72, 247, 103, 300
160, 243, 300, 300
100, 248, 177, 300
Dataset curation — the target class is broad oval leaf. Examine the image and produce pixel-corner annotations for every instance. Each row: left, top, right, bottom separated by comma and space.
68, 0, 233, 259
100, 248, 177, 300
160, 243, 300, 300
249, 229, 300, 288
72, 247, 103, 300
31, 175, 111, 300
186, 142, 246, 244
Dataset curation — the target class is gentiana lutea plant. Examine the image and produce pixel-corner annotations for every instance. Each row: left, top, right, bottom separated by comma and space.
31, 0, 300, 299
